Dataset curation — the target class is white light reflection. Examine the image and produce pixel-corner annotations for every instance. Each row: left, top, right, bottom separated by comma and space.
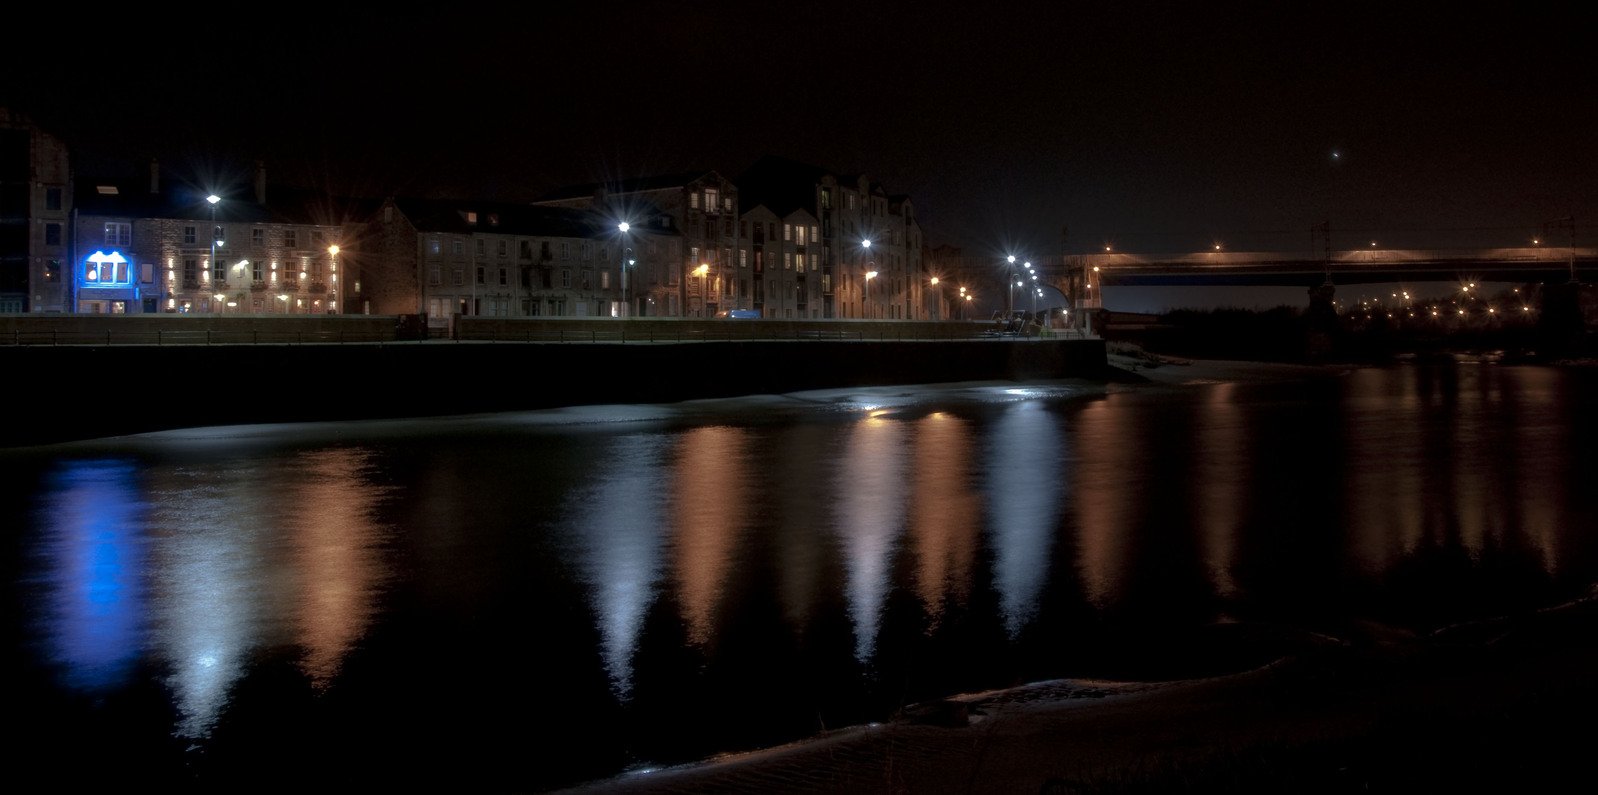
985, 402, 1063, 637
147, 464, 268, 740
574, 434, 670, 698
834, 413, 907, 662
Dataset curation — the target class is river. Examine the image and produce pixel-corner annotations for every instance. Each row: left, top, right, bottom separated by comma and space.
6, 361, 1595, 790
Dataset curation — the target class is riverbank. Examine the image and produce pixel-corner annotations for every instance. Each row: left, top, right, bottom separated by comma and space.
556, 356, 1598, 794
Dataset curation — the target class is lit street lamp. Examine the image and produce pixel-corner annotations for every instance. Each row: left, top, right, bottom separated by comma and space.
1005, 254, 1016, 314
929, 276, 940, 320
206, 194, 221, 313
617, 221, 632, 317
693, 263, 710, 317
860, 239, 874, 319
328, 245, 339, 314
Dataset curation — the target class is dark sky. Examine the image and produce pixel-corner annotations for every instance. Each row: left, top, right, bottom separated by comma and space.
6, 1, 1593, 257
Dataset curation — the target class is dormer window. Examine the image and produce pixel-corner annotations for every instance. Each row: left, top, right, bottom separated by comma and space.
465, 211, 478, 225
488, 214, 500, 226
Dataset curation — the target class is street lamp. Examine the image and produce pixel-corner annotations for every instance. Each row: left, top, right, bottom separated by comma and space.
860, 239, 874, 319
1005, 254, 1017, 314
617, 221, 632, 317
929, 276, 940, 320
693, 263, 710, 317
327, 245, 339, 314
206, 194, 221, 313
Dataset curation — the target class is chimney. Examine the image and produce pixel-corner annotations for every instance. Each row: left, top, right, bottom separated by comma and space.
254, 160, 267, 205
149, 159, 160, 194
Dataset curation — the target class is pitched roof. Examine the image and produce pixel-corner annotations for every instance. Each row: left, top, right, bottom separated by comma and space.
389, 197, 679, 238
533, 170, 721, 203
73, 178, 361, 227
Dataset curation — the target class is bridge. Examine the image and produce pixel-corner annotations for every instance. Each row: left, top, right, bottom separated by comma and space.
1067, 246, 1598, 287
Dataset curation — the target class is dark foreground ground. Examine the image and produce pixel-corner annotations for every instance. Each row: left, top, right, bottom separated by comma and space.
560, 359, 1598, 794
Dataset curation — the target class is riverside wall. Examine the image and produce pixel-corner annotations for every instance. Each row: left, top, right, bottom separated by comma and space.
3, 327, 1107, 447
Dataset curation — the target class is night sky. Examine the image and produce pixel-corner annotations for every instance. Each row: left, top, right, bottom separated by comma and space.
6, 2, 1593, 260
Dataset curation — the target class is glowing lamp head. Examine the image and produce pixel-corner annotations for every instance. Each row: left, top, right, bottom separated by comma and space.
206, 194, 221, 205
328, 245, 339, 256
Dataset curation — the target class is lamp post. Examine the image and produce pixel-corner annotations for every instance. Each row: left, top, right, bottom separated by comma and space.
693, 263, 709, 317
327, 245, 339, 314
1005, 254, 1016, 315
860, 238, 874, 319
929, 276, 940, 320
206, 194, 221, 313
617, 221, 631, 316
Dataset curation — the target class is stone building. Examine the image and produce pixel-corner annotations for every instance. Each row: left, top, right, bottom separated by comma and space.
0, 107, 72, 313
71, 162, 353, 315
362, 196, 682, 333
736, 156, 926, 320
534, 171, 737, 318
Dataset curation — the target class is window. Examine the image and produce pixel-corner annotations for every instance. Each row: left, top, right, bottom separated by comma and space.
497, 239, 507, 256
183, 258, 197, 284
429, 238, 442, 255
252, 228, 265, 247
784, 252, 792, 270
795, 225, 807, 245
211, 257, 225, 281
284, 229, 299, 248
452, 239, 464, 256
45, 223, 60, 246
452, 267, 464, 286
44, 259, 60, 282
252, 261, 263, 281
581, 242, 592, 260
184, 226, 196, 244
690, 246, 699, 263
739, 249, 747, 267
601, 271, 610, 289
476, 265, 485, 285
690, 191, 700, 209
705, 188, 719, 212
499, 268, 507, 286
784, 223, 792, 241
428, 264, 440, 284
104, 222, 131, 247
45, 187, 62, 211
560, 241, 570, 259
581, 269, 591, 289
477, 239, 486, 256
313, 230, 325, 247
560, 269, 571, 288
808, 254, 817, 272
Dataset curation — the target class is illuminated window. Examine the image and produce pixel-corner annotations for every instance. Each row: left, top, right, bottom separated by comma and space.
429, 238, 442, 255
83, 251, 130, 285
690, 191, 700, 209
601, 271, 610, 289
705, 188, 719, 212
784, 223, 792, 241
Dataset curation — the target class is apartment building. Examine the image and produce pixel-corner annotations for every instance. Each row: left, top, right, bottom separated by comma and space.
535, 171, 736, 318
71, 162, 352, 315
364, 197, 682, 332
0, 107, 72, 313
736, 156, 926, 320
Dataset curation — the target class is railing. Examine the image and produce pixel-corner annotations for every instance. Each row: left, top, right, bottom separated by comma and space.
2, 329, 397, 346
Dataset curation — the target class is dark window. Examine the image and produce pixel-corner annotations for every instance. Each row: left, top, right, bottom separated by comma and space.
45, 223, 60, 246
45, 187, 62, 211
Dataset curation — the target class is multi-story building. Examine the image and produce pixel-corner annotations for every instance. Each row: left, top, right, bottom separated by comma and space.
737, 156, 926, 319
362, 197, 682, 333
0, 107, 72, 313
740, 204, 822, 319
534, 171, 737, 318
71, 162, 352, 314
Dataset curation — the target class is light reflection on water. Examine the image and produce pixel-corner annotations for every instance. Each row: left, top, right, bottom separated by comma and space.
11, 366, 1597, 789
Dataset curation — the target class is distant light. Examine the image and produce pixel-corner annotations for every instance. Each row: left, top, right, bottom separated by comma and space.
206, 195, 220, 205
1214, 244, 1222, 251
1006, 255, 1015, 263
1104, 245, 1112, 252
328, 245, 339, 256
862, 239, 872, 249
1370, 241, 1377, 247
618, 222, 630, 233
929, 277, 939, 286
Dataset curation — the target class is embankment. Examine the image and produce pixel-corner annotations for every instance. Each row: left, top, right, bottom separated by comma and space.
4, 336, 1107, 447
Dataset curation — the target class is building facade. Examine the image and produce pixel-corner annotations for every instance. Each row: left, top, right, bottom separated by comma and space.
0, 107, 72, 313
71, 163, 351, 315
535, 171, 737, 318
